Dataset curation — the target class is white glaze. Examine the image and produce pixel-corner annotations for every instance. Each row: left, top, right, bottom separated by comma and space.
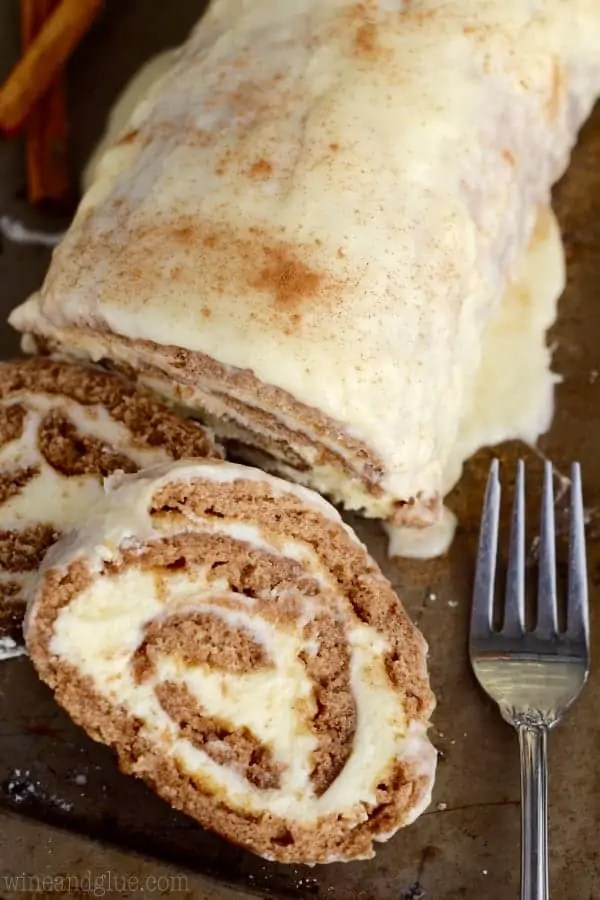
11, 0, 598, 550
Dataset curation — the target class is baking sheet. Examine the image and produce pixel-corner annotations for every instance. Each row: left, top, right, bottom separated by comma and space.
0, 3, 599, 898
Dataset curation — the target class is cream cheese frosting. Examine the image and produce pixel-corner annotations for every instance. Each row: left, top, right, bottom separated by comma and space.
80, 43, 566, 560
10, 0, 600, 545
386, 203, 565, 557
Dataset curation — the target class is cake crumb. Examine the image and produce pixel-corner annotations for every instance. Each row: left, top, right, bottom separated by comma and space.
5, 769, 73, 812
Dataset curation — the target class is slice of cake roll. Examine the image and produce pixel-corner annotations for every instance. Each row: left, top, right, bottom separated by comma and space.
0, 358, 222, 658
25, 460, 436, 863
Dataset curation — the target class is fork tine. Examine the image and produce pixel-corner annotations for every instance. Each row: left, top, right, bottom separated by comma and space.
567, 462, 589, 643
537, 460, 558, 636
471, 459, 501, 639
503, 459, 526, 635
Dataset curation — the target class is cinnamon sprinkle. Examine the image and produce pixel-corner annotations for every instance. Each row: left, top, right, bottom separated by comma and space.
254, 248, 322, 309
249, 158, 273, 179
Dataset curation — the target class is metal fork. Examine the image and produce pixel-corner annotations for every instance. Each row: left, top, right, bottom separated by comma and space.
470, 459, 590, 900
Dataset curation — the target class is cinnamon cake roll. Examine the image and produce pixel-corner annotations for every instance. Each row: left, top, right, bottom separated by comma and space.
0, 358, 221, 658
25, 460, 436, 863
11, 1, 600, 548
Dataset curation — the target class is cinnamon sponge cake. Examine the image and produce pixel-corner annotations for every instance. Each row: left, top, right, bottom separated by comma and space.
0, 357, 222, 657
25, 460, 436, 863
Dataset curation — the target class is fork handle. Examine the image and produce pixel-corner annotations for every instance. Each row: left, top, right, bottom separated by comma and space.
518, 724, 549, 900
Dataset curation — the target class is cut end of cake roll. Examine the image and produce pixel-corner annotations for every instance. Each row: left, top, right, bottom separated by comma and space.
8, 303, 444, 531
0, 357, 222, 655
25, 459, 436, 864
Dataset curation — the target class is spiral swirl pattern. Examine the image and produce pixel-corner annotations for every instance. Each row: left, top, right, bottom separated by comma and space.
0, 358, 221, 654
26, 460, 436, 863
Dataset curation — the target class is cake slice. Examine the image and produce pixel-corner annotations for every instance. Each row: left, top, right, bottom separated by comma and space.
0, 357, 222, 657
25, 459, 436, 863
10, 0, 600, 548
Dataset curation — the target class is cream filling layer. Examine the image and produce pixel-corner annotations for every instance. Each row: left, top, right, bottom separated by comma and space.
0, 392, 177, 533
40, 459, 361, 582
0, 390, 184, 610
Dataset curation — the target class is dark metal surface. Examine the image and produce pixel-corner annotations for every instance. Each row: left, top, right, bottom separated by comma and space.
0, 4, 599, 898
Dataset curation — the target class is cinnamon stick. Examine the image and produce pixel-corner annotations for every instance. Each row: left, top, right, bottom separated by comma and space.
21, 0, 70, 206
0, 0, 103, 138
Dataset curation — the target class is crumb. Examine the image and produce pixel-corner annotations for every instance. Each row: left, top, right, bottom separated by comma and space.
4, 769, 73, 812
436, 802, 447, 811
590, 370, 598, 384
448, 600, 458, 608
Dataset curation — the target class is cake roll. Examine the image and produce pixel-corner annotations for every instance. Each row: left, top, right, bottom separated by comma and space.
82, 48, 176, 191
25, 460, 436, 863
10, 1, 600, 547
0, 357, 222, 658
